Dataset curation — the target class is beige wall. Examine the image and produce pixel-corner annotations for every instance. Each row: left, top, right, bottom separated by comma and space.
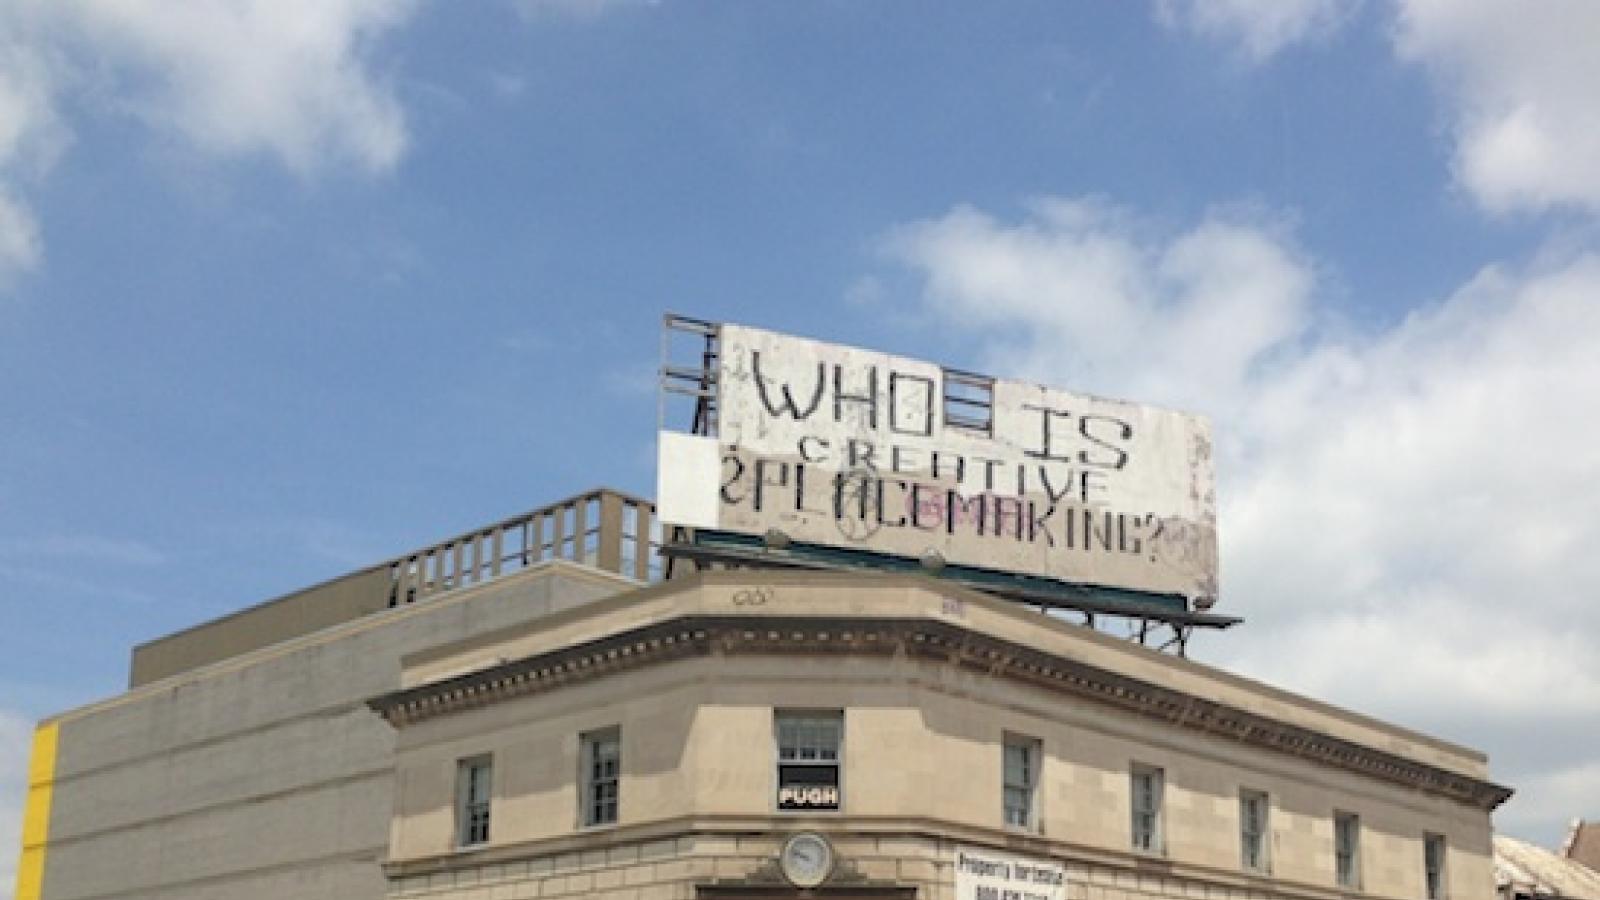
382, 830, 1487, 900
398, 573, 1489, 781
385, 651, 1493, 900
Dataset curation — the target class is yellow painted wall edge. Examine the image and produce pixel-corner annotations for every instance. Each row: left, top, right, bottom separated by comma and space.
15, 722, 58, 900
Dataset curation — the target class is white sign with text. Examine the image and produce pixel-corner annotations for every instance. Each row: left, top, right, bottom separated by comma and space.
658, 323, 1218, 604
953, 846, 1067, 900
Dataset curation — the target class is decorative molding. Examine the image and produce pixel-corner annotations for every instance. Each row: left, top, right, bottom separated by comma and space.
698, 847, 913, 897
367, 615, 1512, 811
700, 839, 915, 890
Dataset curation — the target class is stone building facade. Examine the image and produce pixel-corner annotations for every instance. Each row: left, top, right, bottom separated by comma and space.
368, 570, 1509, 900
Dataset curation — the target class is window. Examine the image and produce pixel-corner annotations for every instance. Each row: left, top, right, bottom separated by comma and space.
1425, 833, 1447, 900
1240, 789, 1270, 873
582, 728, 620, 826
1003, 735, 1040, 828
1335, 812, 1362, 889
455, 756, 492, 847
1130, 765, 1164, 853
776, 711, 842, 811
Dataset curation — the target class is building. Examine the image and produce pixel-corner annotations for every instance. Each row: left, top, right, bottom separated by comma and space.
1493, 834, 1600, 900
1560, 822, 1600, 874
15, 490, 655, 900
14, 489, 1513, 900
16, 319, 1516, 900
369, 567, 1509, 900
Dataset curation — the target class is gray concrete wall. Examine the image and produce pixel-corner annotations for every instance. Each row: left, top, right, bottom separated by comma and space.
128, 566, 394, 688
37, 560, 636, 900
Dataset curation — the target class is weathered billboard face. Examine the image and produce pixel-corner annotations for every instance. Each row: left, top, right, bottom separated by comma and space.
658, 324, 1217, 605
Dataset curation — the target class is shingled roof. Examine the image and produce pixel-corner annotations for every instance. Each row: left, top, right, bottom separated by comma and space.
1496, 835, 1600, 900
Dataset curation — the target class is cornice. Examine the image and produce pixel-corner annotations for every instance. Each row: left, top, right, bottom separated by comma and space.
367, 614, 1512, 811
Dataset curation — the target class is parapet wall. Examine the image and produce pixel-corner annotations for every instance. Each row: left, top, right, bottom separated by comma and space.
128, 488, 655, 687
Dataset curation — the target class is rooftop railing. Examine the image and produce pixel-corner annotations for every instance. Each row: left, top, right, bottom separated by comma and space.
386, 488, 658, 607
129, 488, 658, 686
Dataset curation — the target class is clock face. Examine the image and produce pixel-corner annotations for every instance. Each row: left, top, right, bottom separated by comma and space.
780, 832, 834, 888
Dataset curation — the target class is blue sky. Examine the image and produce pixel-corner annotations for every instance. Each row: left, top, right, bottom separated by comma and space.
4, 0, 1600, 881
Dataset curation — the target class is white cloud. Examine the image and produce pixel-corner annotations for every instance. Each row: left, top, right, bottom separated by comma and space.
1155, 0, 1356, 62
0, 0, 420, 293
0, 708, 34, 899
46, 0, 417, 176
0, 18, 63, 286
883, 198, 1315, 415
0, 15, 66, 177
882, 197, 1600, 839
1218, 253, 1600, 743
1393, 1, 1600, 215
1161, 2, 1600, 215
0, 190, 40, 285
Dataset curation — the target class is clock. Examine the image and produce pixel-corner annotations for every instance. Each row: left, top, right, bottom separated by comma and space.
779, 831, 834, 888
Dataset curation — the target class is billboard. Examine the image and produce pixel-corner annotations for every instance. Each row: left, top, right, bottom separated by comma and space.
658, 323, 1217, 606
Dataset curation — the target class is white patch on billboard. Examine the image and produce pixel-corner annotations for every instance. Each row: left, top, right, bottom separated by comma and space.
657, 432, 721, 529
659, 323, 1217, 605
953, 846, 1067, 900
